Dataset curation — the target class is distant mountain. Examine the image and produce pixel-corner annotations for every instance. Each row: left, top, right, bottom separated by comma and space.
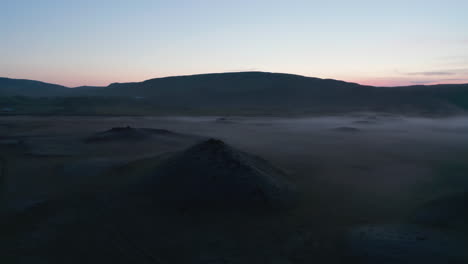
104, 72, 370, 108
1, 72, 468, 115
0, 77, 105, 97
102, 72, 468, 113
0, 77, 70, 97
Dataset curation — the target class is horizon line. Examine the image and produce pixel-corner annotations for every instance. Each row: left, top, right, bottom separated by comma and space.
2, 71, 468, 89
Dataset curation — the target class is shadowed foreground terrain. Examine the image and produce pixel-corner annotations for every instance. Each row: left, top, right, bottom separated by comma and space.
1, 114, 468, 263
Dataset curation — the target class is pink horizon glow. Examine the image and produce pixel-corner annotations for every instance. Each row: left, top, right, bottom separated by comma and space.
350, 78, 468, 87
4, 72, 468, 88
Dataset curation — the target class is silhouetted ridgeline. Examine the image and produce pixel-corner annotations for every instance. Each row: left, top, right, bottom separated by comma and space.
0, 77, 70, 97
1, 72, 468, 115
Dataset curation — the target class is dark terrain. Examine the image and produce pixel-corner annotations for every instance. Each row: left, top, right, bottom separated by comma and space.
1, 72, 468, 115
1, 115, 468, 263
1, 73, 468, 263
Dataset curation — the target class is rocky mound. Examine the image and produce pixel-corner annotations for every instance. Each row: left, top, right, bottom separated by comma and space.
132, 139, 295, 209
85, 126, 176, 142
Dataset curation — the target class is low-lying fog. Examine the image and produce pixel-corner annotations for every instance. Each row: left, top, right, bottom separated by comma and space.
152, 114, 468, 215
3, 113, 468, 213
2, 113, 468, 263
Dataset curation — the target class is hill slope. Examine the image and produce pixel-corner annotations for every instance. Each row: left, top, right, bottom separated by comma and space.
105, 72, 371, 108
1, 72, 468, 115
0, 77, 70, 97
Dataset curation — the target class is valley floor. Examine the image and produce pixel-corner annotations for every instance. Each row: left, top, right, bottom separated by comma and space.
1, 114, 468, 263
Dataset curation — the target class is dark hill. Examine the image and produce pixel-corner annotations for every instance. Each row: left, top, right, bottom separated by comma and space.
0, 77, 105, 97
0, 77, 70, 97
105, 72, 372, 109
102, 72, 468, 113
129, 138, 296, 209
85, 126, 178, 143
2, 72, 468, 114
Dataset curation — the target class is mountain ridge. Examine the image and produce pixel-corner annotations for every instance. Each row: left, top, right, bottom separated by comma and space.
2, 71, 468, 92
1, 72, 468, 115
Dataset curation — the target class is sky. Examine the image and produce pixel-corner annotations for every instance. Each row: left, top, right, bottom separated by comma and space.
1, 0, 468, 87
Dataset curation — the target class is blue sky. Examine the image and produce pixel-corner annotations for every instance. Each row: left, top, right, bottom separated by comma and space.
1, 0, 468, 87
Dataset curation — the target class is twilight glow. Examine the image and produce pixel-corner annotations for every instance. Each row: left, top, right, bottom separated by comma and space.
1, 0, 468, 87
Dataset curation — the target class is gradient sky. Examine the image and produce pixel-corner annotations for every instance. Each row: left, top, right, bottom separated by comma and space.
2, 0, 468, 87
